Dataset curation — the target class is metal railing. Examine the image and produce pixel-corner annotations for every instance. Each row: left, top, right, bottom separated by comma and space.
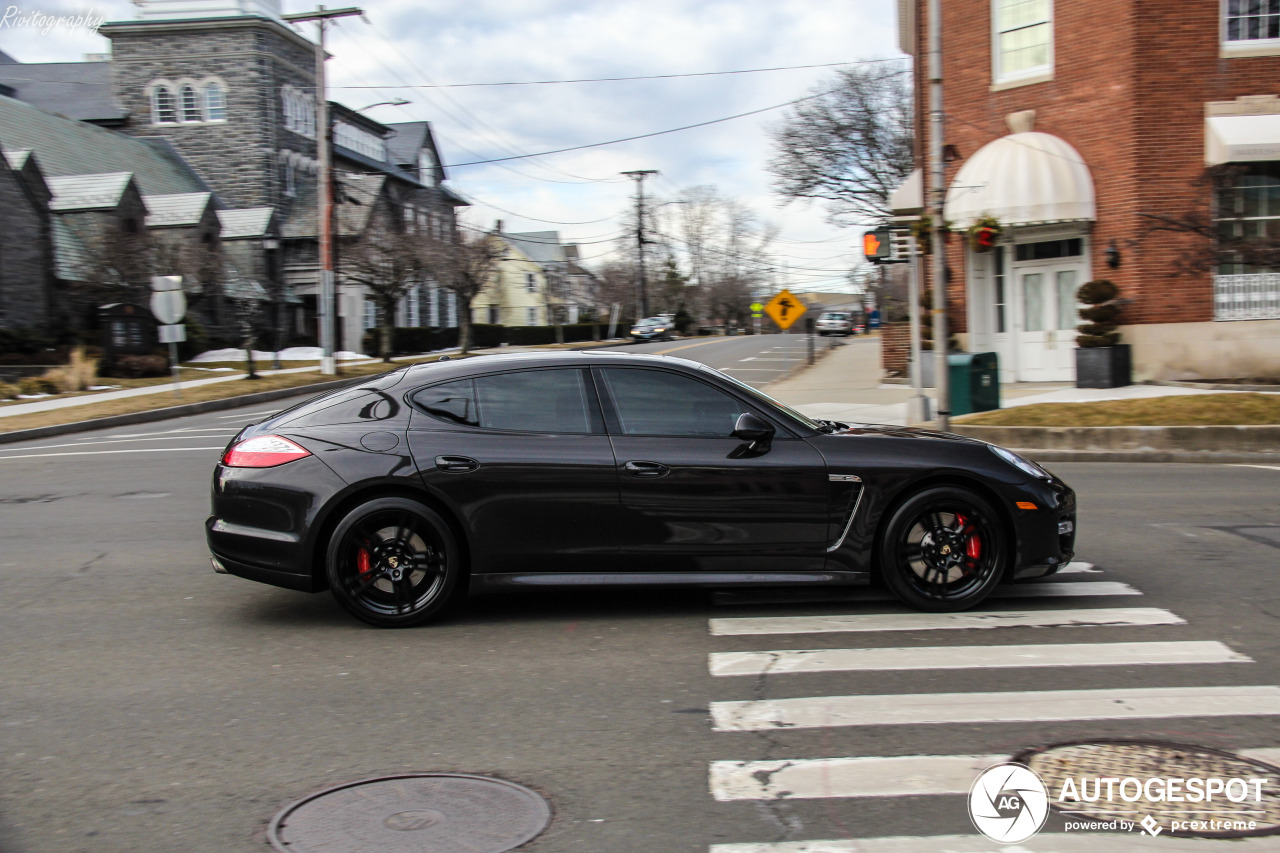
1214, 272, 1280, 320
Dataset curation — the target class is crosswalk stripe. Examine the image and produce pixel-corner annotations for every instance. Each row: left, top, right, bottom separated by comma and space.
992, 581, 1139, 598
708, 834, 1280, 852
708, 641, 1249, 677
710, 685, 1280, 732
710, 754, 1006, 801
709, 607, 1184, 637
1055, 561, 1099, 573
710, 745, 1280, 801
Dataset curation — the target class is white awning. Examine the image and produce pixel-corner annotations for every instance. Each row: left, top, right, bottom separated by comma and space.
1205, 114, 1280, 165
888, 168, 923, 215
944, 132, 1095, 229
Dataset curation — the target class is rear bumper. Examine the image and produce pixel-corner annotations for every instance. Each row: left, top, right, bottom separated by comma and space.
207, 533, 319, 592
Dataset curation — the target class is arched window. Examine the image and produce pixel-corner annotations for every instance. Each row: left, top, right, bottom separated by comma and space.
180, 84, 201, 122
151, 85, 177, 124
204, 82, 226, 121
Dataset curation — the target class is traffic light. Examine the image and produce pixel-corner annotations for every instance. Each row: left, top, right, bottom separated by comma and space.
863, 228, 893, 263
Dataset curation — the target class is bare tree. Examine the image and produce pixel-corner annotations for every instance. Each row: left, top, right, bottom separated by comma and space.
1139, 165, 1280, 275
342, 219, 433, 362
430, 226, 505, 355
767, 63, 915, 226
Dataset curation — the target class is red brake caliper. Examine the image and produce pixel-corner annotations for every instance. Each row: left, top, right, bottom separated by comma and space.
357, 548, 372, 576
957, 513, 982, 560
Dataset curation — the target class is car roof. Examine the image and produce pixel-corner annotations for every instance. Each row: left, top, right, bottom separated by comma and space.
395, 349, 707, 385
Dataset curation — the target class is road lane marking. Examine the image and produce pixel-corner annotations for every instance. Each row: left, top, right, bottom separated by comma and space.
708, 641, 1249, 677
217, 409, 279, 419
1234, 464, 1280, 472
710, 685, 1280, 731
0, 447, 226, 461
710, 754, 1007, 801
709, 607, 1185, 636
1057, 561, 1099, 573
711, 581, 1141, 609
1, 434, 237, 453
651, 338, 736, 355
709, 834, 1280, 852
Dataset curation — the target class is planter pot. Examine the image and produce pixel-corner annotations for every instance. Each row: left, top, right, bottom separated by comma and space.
1076, 344, 1131, 389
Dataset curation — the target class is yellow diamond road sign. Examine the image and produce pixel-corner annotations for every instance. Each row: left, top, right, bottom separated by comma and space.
764, 289, 806, 330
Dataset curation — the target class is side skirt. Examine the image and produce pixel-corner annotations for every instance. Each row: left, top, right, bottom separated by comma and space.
468, 570, 871, 596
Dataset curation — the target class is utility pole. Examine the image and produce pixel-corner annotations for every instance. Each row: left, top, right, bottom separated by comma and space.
927, 0, 950, 430
622, 169, 657, 318
283, 5, 362, 375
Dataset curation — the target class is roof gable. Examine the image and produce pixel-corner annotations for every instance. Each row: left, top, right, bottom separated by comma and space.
144, 191, 214, 227
46, 172, 135, 211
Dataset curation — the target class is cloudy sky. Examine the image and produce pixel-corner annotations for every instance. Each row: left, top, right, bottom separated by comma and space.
1, 0, 907, 292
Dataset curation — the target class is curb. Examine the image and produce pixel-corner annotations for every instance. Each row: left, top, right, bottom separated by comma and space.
0, 375, 367, 445
948, 424, 1280, 464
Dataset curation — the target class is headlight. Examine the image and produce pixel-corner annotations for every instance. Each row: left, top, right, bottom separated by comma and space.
990, 445, 1051, 480
653, 327, 665, 333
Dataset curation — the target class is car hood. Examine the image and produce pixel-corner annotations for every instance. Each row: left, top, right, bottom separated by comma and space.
829, 423, 988, 445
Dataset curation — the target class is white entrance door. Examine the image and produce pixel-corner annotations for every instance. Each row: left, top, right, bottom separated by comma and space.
1016, 265, 1080, 382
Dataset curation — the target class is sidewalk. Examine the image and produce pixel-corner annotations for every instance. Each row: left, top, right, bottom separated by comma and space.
765, 337, 1280, 462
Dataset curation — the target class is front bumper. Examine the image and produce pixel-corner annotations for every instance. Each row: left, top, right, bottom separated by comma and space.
1010, 477, 1076, 580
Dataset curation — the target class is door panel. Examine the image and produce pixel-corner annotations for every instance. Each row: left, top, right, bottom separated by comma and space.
1016, 265, 1080, 382
596, 366, 830, 572
405, 369, 620, 574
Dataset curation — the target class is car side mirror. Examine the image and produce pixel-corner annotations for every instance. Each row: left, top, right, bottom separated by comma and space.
732, 412, 775, 451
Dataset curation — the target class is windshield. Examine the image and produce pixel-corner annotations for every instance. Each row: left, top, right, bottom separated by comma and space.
700, 364, 823, 432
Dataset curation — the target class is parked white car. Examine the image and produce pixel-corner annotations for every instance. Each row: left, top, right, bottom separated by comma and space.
815, 311, 854, 336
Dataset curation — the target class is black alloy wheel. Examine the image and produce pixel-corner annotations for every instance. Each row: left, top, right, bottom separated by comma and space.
326, 497, 461, 628
879, 486, 1007, 611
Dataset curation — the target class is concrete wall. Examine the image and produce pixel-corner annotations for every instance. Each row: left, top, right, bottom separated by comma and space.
1124, 319, 1280, 381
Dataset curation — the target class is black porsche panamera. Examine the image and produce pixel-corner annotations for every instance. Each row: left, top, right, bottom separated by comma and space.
206, 351, 1076, 627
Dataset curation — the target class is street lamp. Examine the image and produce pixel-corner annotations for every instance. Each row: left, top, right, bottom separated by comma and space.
355, 98, 410, 112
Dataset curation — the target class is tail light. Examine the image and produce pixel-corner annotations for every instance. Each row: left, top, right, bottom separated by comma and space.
221, 435, 311, 468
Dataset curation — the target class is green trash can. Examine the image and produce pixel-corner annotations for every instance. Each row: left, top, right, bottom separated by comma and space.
947, 352, 1000, 415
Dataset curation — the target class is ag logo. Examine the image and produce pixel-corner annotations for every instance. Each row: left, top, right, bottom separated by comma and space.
968, 762, 1050, 843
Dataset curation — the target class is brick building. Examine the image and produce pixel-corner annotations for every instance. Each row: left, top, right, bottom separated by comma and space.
895, 0, 1280, 381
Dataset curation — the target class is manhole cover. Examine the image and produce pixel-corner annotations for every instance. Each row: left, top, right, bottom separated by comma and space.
268, 773, 551, 852
1015, 741, 1280, 837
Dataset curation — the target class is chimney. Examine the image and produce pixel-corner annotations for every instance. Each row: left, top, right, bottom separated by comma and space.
494, 219, 503, 233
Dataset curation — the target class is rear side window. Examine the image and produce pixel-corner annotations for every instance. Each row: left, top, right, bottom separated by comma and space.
599, 368, 746, 437
413, 379, 478, 426
411, 368, 596, 433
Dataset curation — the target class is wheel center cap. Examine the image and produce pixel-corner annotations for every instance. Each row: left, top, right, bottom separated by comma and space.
388, 556, 399, 569
939, 544, 952, 556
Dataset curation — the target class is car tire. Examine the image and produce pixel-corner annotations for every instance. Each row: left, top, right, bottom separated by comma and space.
326, 497, 463, 628
878, 486, 1007, 612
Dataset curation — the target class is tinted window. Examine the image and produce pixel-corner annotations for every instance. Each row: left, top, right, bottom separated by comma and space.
413, 379, 478, 426
601, 368, 746, 437
475, 369, 593, 433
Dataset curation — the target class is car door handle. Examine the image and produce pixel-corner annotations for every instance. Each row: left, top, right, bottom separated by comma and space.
435, 455, 479, 473
625, 461, 670, 478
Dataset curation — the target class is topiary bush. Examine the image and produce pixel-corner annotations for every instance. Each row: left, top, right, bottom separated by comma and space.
0, 381, 20, 400
1076, 279, 1121, 347
18, 376, 60, 395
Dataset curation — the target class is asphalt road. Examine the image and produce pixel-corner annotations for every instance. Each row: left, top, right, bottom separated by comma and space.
2, 397, 1280, 852
612, 331, 842, 387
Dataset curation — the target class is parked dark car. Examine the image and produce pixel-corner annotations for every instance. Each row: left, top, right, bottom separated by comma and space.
629, 317, 674, 342
207, 352, 1076, 627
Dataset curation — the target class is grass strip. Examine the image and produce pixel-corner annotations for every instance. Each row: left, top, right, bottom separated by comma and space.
955, 393, 1280, 427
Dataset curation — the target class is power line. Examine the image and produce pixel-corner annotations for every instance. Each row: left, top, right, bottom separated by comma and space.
446, 86, 842, 168
331, 57, 909, 89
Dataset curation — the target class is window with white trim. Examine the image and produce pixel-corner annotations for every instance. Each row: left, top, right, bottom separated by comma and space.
150, 84, 177, 124
364, 298, 379, 330
1216, 163, 1280, 273
282, 86, 316, 139
993, 0, 1052, 84
180, 84, 201, 122
1226, 0, 1280, 42
407, 286, 421, 327
527, 306, 538, 325
204, 82, 226, 121
525, 272, 537, 293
